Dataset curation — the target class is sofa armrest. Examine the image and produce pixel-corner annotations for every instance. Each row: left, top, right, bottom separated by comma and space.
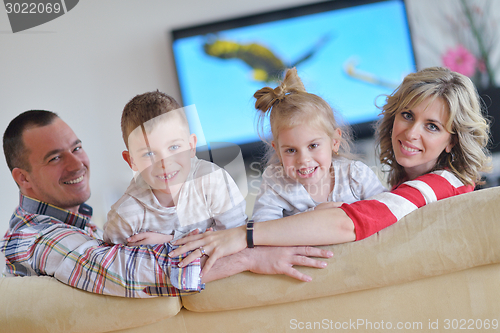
0, 275, 182, 333
182, 187, 500, 312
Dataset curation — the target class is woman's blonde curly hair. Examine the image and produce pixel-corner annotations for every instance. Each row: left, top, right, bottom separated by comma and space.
376, 67, 491, 187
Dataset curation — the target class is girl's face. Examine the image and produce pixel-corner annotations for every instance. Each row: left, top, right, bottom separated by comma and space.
391, 96, 454, 181
273, 124, 341, 197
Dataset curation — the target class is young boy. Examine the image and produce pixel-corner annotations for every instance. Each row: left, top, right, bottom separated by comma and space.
103, 91, 247, 245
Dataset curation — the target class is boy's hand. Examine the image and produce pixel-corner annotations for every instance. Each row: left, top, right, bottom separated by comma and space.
126, 232, 173, 246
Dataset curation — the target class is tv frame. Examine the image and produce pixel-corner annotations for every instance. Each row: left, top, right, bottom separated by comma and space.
170, 0, 416, 163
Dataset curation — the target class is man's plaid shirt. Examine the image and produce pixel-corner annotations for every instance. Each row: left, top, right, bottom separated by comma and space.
0, 194, 203, 298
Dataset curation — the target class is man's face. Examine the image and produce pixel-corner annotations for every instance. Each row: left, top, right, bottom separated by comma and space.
19, 118, 91, 213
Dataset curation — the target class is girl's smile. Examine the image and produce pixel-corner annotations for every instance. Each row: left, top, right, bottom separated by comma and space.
297, 166, 318, 177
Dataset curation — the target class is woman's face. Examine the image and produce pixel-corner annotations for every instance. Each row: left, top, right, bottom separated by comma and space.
391, 96, 454, 181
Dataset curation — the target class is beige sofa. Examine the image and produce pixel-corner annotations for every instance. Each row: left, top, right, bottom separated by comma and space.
1, 186, 499, 333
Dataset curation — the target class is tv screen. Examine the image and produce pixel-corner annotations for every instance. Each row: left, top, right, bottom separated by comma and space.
171, 0, 416, 155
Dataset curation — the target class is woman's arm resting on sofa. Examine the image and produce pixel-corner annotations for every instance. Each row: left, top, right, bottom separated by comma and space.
201, 246, 333, 283
172, 207, 354, 275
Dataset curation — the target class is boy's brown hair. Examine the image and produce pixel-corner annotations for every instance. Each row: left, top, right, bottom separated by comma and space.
121, 91, 185, 149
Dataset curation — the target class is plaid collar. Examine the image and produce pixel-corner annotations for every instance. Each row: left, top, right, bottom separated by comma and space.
18, 193, 93, 230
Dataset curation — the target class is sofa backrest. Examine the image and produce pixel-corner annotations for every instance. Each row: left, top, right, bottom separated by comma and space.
182, 187, 500, 312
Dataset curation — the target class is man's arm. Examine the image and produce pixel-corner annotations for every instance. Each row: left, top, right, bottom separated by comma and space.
201, 246, 333, 283
2, 218, 202, 298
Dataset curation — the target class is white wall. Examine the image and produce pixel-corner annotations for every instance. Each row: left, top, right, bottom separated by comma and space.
0, 0, 323, 234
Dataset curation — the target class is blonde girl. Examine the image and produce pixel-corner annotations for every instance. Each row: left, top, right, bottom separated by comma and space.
251, 68, 386, 222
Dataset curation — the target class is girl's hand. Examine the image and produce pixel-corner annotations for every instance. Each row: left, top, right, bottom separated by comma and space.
314, 201, 344, 210
169, 225, 247, 276
126, 232, 173, 246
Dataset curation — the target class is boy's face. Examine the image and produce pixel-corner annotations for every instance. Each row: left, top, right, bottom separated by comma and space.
127, 114, 197, 195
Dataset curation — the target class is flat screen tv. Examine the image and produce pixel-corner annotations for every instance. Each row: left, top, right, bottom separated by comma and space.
171, 0, 416, 160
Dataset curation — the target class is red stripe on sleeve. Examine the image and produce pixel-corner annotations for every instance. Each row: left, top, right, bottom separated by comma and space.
391, 184, 427, 208
415, 173, 473, 199
340, 200, 397, 241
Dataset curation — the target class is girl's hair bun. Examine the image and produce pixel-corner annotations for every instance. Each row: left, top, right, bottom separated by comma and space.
254, 68, 305, 114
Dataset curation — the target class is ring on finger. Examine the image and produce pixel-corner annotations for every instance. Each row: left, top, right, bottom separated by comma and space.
199, 246, 208, 257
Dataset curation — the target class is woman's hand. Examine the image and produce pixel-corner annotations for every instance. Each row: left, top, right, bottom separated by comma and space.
126, 232, 173, 246
314, 201, 344, 210
169, 225, 247, 276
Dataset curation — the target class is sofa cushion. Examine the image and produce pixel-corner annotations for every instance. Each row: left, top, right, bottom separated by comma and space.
0, 275, 182, 333
182, 186, 500, 312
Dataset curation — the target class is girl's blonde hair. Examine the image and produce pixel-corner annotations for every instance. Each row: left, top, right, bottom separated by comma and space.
254, 68, 352, 165
376, 67, 491, 187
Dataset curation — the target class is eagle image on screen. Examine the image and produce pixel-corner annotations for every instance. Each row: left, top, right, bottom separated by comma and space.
202, 34, 332, 83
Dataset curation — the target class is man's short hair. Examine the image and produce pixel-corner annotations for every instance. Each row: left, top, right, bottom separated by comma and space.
3, 110, 59, 172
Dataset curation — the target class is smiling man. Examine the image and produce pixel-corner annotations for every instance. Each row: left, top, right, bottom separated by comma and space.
10, 114, 91, 213
0, 110, 332, 298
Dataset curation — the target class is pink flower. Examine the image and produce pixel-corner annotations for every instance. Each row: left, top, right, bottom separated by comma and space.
477, 59, 486, 73
442, 45, 477, 77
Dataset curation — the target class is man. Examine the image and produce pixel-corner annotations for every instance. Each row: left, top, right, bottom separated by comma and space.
1, 110, 332, 298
